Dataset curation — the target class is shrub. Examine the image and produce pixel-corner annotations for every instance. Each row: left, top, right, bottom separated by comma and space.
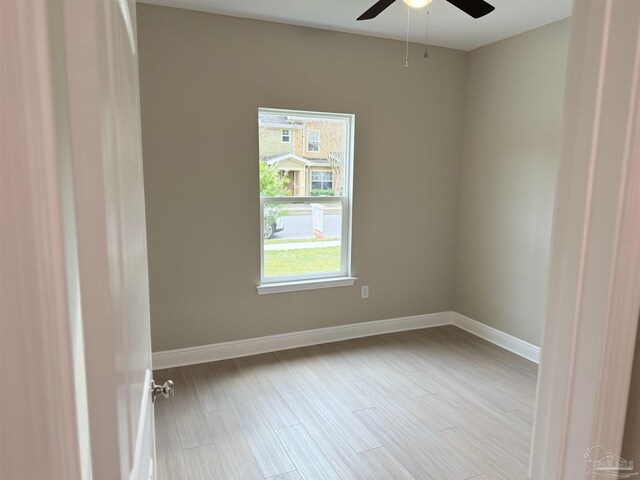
259, 162, 289, 197
310, 189, 334, 197
260, 162, 290, 234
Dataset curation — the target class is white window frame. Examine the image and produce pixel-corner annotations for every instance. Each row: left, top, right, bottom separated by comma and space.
258, 108, 355, 294
281, 129, 290, 143
307, 129, 320, 152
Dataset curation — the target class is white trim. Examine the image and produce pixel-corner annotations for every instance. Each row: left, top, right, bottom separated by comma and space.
452, 313, 540, 364
264, 153, 313, 166
152, 311, 545, 369
62, 1, 156, 477
261, 195, 345, 204
129, 369, 153, 480
529, 1, 640, 478
281, 128, 290, 143
257, 276, 356, 294
1, 2, 82, 477
259, 108, 354, 287
152, 312, 452, 369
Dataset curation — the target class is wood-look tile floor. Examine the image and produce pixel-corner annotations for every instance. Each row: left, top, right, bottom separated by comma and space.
154, 325, 538, 480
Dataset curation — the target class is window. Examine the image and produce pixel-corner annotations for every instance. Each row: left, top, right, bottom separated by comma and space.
307, 130, 320, 152
257, 108, 355, 293
311, 171, 333, 191
281, 129, 290, 143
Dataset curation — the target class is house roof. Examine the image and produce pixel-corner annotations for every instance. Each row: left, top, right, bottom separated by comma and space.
262, 153, 331, 168
259, 114, 302, 129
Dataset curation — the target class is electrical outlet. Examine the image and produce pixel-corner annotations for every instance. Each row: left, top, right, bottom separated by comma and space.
361, 286, 369, 299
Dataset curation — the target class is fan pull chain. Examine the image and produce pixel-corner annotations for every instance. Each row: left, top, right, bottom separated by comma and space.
404, 4, 410, 67
424, 10, 430, 59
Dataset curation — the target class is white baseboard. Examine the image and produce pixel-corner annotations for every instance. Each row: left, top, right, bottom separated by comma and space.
152, 311, 453, 369
152, 311, 540, 369
451, 312, 540, 364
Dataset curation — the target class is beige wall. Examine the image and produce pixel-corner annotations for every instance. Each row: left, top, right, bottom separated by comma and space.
137, 4, 466, 351
453, 19, 571, 346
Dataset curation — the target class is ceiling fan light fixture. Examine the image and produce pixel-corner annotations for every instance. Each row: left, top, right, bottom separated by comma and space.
402, 0, 433, 9
357, 0, 493, 22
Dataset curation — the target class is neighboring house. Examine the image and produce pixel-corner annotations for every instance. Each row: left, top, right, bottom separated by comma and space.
259, 114, 344, 196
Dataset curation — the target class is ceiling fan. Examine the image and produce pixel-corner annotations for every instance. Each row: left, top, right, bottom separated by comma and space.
357, 0, 495, 20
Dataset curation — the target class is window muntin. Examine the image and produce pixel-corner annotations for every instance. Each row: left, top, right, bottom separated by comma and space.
281, 129, 290, 143
307, 130, 320, 152
258, 108, 354, 285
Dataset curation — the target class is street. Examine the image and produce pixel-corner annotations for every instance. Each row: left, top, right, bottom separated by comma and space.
272, 213, 342, 240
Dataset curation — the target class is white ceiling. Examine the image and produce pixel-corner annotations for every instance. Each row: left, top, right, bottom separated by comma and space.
138, 0, 573, 51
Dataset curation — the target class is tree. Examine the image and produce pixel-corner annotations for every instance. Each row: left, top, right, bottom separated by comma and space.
259, 161, 289, 197
259, 162, 290, 238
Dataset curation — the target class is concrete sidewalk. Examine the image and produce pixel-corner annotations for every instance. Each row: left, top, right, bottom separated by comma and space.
264, 240, 341, 251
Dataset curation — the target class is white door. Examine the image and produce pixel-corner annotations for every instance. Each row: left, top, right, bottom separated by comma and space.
60, 1, 165, 478
2, 0, 163, 478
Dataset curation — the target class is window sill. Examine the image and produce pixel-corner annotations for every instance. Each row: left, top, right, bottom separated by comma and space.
257, 277, 357, 295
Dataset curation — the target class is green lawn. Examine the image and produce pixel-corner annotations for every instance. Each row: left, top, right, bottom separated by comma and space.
264, 246, 341, 276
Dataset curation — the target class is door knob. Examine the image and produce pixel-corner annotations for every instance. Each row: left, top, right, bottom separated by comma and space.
151, 379, 174, 402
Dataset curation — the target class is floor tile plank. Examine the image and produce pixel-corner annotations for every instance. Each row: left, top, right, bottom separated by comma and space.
358, 447, 417, 480
154, 394, 188, 479
154, 326, 537, 480
204, 409, 264, 479
266, 471, 305, 480
354, 406, 479, 480
275, 425, 341, 480
282, 391, 378, 479
182, 444, 226, 480
162, 367, 214, 449
231, 397, 296, 477
275, 350, 381, 452
188, 362, 231, 412
232, 356, 299, 429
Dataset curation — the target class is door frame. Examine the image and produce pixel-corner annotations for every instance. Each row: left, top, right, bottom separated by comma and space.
529, 0, 640, 478
1, 1, 83, 478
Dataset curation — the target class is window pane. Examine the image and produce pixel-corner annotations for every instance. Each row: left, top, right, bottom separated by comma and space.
263, 201, 342, 278
307, 131, 319, 152
259, 112, 348, 197
309, 170, 332, 193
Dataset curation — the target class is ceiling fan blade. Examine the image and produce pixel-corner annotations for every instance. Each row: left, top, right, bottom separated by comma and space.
357, 0, 397, 20
446, 0, 495, 18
